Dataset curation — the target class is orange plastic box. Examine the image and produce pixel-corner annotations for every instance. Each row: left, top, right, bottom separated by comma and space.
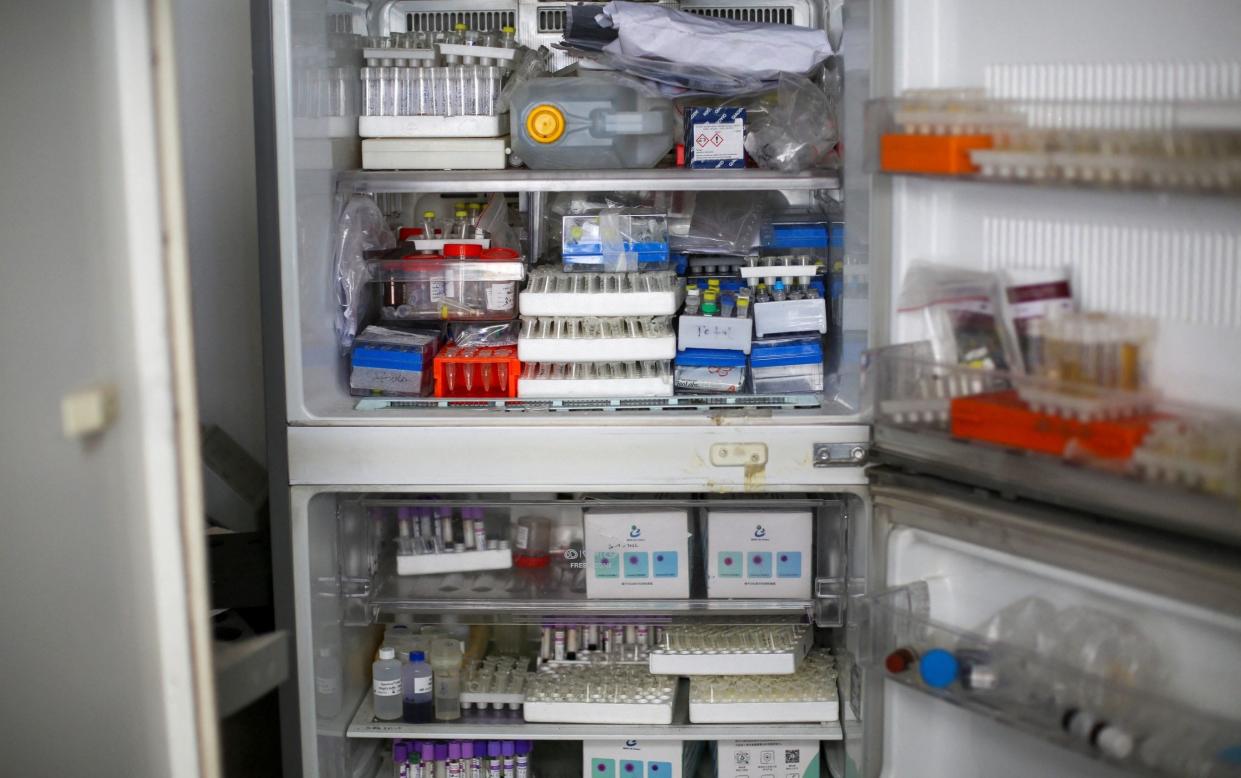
950, 390, 1156, 460
880, 133, 993, 175
433, 345, 520, 398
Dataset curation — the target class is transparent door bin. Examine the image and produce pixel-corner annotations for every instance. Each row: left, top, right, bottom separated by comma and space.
517, 360, 674, 399
523, 664, 677, 724
866, 584, 1241, 778
509, 76, 676, 170
519, 270, 684, 317
750, 340, 825, 394
648, 625, 811, 676
673, 350, 747, 394
561, 213, 671, 272
865, 90, 1241, 192
349, 326, 440, 397
687, 650, 838, 723
865, 344, 1241, 501
367, 245, 524, 321
517, 316, 676, 363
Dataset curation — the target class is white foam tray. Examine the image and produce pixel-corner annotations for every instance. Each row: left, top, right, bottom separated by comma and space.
688, 698, 838, 723
395, 548, 512, 576
677, 315, 753, 353
517, 336, 676, 363
519, 290, 683, 318
753, 298, 828, 338
362, 47, 437, 63
362, 137, 509, 170
739, 266, 821, 280
649, 648, 805, 677
517, 376, 673, 399
522, 699, 674, 725
408, 238, 490, 251
461, 691, 525, 709
359, 114, 507, 139
438, 43, 518, 63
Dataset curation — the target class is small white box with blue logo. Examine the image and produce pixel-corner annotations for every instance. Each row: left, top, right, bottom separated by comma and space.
585, 510, 691, 599
706, 510, 812, 599
584, 740, 685, 778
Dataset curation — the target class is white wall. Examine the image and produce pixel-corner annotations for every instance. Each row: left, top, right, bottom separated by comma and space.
174, 0, 267, 464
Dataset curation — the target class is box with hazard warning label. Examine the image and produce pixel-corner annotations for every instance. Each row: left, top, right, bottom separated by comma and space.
685, 106, 746, 169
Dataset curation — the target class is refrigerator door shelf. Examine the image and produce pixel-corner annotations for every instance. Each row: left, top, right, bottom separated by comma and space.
862, 475, 1241, 778
866, 347, 1241, 547
866, 582, 1241, 778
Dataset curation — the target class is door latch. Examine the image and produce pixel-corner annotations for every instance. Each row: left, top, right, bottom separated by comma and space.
813, 442, 868, 467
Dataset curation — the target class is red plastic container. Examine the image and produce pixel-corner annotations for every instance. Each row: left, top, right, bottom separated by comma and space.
950, 390, 1156, 460
433, 345, 520, 398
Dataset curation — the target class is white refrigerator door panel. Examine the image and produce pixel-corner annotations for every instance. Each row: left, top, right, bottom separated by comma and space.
884, 685, 1134, 778
872, 0, 1241, 410
0, 0, 215, 775
863, 478, 1241, 778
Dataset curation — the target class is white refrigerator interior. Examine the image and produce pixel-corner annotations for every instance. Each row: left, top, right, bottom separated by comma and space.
256, 0, 1241, 776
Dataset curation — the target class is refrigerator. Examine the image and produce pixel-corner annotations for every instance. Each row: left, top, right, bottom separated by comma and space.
252, 0, 1241, 777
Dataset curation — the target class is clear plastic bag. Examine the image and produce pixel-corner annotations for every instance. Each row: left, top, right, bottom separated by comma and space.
448, 321, 520, 348
896, 262, 1016, 371
668, 191, 777, 255
561, 2, 833, 98
495, 44, 550, 115
744, 73, 839, 172
335, 194, 395, 353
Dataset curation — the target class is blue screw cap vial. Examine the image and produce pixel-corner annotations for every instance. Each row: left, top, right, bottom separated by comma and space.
918, 648, 959, 689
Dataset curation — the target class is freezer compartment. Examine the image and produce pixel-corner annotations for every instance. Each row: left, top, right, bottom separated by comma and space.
865, 93, 1241, 193
865, 344, 1241, 544
340, 496, 847, 625
865, 581, 1241, 778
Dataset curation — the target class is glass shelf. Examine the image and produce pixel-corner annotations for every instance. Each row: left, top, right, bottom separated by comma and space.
346, 687, 843, 742
866, 585, 1241, 778
337, 167, 842, 194
866, 345, 1241, 546
366, 564, 817, 625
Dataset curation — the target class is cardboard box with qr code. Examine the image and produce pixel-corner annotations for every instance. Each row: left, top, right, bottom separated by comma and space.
715, 741, 820, 778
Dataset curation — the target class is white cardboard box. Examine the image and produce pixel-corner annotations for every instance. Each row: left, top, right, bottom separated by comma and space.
358, 114, 507, 139
361, 137, 508, 170
716, 741, 820, 778
585, 740, 683, 778
585, 510, 690, 599
706, 510, 813, 599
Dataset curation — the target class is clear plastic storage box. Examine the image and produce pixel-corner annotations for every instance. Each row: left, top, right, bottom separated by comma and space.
750, 339, 824, 394
673, 349, 748, 394
367, 244, 524, 321
561, 212, 671, 272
